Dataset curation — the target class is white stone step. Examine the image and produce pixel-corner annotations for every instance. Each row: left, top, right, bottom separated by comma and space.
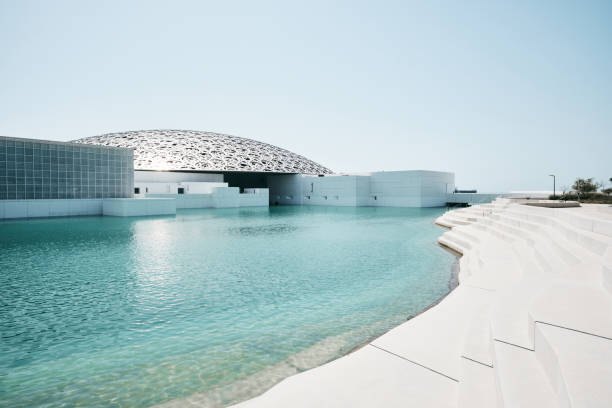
603, 264, 612, 295
535, 323, 612, 408
461, 305, 493, 367
450, 212, 480, 223
444, 214, 472, 226
529, 281, 612, 340
442, 230, 476, 251
455, 210, 485, 220
546, 234, 582, 266
452, 227, 480, 244
512, 240, 551, 279
457, 209, 492, 222
492, 341, 558, 408
462, 238, 522, 291
493, 212, 543, 233
507, 208, 612, 257
459, 249, 486, 284
493, 211, 538, 230
556, 207, 612, 239
490, 214, 541, 242
533, 240, 574, 276
477, 220, 516, 243
463, 206, 494, 216
490, 276, 545, 349
493, 214, 522, 229
557, 222, 611, 257
488, 218, 535, 243
485, 240, 555, 348
505, 208, 559, 228
497, 215, 598, 276
435, 216, 460, 229
462, 222, 491, 236
458, 358, 496, 408
531, 235, 601, 283
371, 284, 494, 381
231, 344, 458, 408
507, 218, 581, 264
438, 235, 466, 255
492, 276, 612, 353
458, 252, 478, 282
231, 201, 612, 408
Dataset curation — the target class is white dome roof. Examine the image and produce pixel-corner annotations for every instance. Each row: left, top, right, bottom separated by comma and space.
73, 130, 332, 174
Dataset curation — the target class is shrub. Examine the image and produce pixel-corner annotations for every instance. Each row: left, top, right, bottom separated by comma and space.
572, 178, 601, 193
549, 192, 612, 204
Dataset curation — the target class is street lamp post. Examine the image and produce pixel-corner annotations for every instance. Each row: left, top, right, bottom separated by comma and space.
549, 174, 556, 198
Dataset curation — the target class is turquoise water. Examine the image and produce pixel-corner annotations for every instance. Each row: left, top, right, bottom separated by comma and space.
0, 206, 454, 407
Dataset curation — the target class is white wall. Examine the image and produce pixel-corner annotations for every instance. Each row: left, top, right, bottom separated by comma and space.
267, 170, 454, 208
0, 198, 178, 219
212, 187, 240, 208
267, 174, 303, 205
418, 171, 455, 207
369, 170, 454, 207
182, 182, 228, 194
102, 198, 176, 217
1, 170, 452, 219
144, 194, 214, 209
355, 176, 372, 206
300, 175, 371, 206
146, 188, 269, 209
134, 171, 226, 196
0, 199, 103, 219
137, 182, 177, 194
240, 189, 269, 207
0, 187, 268, 219
134, 171, 223, 183
370, 171, 422, 207
135, 181, 229, 195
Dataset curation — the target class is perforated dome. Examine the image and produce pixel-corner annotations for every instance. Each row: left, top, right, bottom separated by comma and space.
73, 130, 332, 174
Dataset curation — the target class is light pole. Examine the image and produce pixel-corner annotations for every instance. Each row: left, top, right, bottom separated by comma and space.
549, 174, 556, 198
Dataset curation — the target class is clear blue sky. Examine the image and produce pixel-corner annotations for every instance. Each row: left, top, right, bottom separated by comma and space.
1, 0, 610, 192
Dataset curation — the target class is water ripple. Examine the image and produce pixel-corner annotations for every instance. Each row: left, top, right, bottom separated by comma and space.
0, 206, 454, 408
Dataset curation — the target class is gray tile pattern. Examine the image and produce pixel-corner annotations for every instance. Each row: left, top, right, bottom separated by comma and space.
0, 136, 133, 200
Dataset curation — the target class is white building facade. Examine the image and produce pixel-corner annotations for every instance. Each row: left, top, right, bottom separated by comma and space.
1, 130, 461, 219
267, 170, 455, 208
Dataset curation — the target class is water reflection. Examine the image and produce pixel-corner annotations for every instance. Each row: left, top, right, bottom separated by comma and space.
227, 224, 298, 237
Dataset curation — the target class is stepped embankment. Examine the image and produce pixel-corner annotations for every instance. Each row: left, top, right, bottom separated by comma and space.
225, 199, 612, 407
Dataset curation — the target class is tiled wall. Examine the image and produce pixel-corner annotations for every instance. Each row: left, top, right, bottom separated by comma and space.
0, 136, 134, 200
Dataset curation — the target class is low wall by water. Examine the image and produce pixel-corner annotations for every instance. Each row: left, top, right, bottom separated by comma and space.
267, 171, 455, 208
0, 198, 178, 219
102, 198, 176, 217
146, 187, 269, 209
0, 199, 103, 219
0, 188, 269, 219
240, 189, 269, 207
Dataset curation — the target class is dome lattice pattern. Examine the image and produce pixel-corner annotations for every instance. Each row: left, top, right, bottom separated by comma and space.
73, 130, 332, 174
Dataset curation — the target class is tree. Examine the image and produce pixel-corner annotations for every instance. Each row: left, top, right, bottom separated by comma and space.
572, 178, 600, 194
